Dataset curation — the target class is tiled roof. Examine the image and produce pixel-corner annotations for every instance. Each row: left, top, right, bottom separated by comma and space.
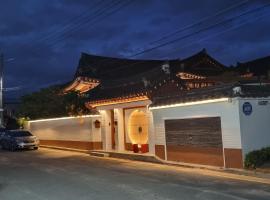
236, 55, 270, 76
75, 53, 166, 80
239, 84, 270, 97
75, 49, 227, 81
85, 66, 184, 103
150, 83, 270, 108
171, 49, 226, 76
76, 50, 231, 104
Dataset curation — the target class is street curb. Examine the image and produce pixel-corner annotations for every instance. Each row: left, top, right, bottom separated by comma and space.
160, 159, 270, 180
40, 145, 90, 154
40, 146, 270, 185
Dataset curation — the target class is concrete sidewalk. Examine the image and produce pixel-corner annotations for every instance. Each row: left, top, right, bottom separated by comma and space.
40, 145, 270, 185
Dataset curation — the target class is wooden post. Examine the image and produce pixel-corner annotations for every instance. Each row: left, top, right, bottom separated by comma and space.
111, 110, 115, 150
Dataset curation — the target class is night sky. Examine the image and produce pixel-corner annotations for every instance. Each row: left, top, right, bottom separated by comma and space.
1, 0, 270, 99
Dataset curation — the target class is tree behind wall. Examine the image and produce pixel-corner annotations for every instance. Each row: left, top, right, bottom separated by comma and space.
18, 85, 90, 120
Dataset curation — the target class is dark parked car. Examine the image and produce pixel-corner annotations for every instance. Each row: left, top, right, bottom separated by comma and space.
0, 130, 39, 151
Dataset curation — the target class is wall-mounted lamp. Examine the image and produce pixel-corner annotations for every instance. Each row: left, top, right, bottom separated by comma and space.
94, 120, 101, 128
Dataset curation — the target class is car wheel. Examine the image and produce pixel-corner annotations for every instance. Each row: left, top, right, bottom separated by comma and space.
33, 147, 38, 150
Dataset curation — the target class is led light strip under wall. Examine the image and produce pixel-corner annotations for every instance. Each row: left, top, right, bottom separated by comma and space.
28, 115, 101, 123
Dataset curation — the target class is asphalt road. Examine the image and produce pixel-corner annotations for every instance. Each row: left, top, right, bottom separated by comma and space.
0, 148, 270, 200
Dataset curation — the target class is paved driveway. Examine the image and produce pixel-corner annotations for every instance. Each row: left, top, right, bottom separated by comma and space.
0, 148, 269, 200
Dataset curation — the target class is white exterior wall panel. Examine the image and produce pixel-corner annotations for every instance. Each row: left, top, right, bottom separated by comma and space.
153, 123, 166, 145
29, 116, 101, 142
239, 98, 270, 155
151, 99, 242, 149
147, 110, 156, 154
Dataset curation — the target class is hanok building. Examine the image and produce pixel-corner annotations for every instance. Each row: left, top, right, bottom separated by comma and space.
29, 50, 270, 169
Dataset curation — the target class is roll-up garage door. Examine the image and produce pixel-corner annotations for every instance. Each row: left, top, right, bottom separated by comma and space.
165, 117, 224, 167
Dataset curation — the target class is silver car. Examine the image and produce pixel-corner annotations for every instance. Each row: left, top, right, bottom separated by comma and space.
0, 130, 39, 151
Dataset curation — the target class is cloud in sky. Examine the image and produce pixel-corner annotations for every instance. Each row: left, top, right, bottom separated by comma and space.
1, 0, 270, 98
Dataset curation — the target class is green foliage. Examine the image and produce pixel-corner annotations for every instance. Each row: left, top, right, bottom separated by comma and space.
5, 116, 21, 130
17, 85, 90, 120
244, 147, 270, 169
17, 117, 30, 129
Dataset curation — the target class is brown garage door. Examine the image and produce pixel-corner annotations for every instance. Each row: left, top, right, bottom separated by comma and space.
165, 117, 224, 167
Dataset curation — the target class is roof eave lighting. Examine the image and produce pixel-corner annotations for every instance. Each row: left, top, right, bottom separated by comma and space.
149, 98, 229, 110
28, 114, 100, 123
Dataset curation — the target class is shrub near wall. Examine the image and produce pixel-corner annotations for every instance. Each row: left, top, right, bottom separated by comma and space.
245, 147, 270, 169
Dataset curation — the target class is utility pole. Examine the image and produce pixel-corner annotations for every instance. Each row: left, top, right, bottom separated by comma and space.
0, 53, 3, 127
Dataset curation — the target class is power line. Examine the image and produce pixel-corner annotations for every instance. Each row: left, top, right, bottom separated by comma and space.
98, 6, 269, 84
35, 0, 107, 44
15, 5, 270, 94
159, 10, 270, 60
47, 0, 132, 49
149, 0, 249, 45
7, 1, 133, 95
17, 0, 109, 52
76, 0, 252, 76
20, 0, 126, 53
12, 0, 132, 71
96, 2, 270, 76
42, 0, 122, 46
11, 1, 270, 93
128, 2, 270, 59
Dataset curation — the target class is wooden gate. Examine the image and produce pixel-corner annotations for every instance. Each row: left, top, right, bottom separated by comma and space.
165, 117, 224, 167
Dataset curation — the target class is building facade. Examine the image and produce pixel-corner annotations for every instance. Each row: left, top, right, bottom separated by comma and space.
29, 50, 270, 168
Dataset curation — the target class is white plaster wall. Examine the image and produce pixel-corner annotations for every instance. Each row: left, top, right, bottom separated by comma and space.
115, 108, 125, 151
147, 110, 155, 154
29, 116, 101, 142
100, 111, 107, 149
100, 110, 112, 150
90, 116, 102, 142
151, 99, 242, 150
239, 98, 270, 155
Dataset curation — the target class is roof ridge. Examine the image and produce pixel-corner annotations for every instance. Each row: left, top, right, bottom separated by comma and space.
81, 52, 167, 62
238, 54, 270, 65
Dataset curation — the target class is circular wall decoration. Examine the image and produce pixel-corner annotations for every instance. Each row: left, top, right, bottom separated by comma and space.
128, 110, 149, 145
242, 102, 252, 116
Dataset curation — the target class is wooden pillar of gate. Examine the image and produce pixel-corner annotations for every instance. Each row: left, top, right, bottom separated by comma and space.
111, 110, 115, 150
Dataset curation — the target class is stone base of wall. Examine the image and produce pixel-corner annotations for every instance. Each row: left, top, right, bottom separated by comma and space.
166, 145, 224, 167
40, 140, 102, 150
156, 145, 243, 168
224, 148, 243, 169
155, 145, 165, 160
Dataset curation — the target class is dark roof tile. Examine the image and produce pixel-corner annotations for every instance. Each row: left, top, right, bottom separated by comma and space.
150, 83, 270, 108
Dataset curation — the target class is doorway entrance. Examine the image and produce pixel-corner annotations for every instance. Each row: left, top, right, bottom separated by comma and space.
127, 110, 149, 146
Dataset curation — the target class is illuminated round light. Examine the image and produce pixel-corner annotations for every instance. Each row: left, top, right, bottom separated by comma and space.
128, 110, 148, 145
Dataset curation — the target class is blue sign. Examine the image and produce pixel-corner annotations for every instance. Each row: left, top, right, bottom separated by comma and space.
243, 102, 252, 116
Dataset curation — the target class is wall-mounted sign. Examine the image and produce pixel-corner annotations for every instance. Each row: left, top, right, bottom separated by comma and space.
243, 102, 252, 116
